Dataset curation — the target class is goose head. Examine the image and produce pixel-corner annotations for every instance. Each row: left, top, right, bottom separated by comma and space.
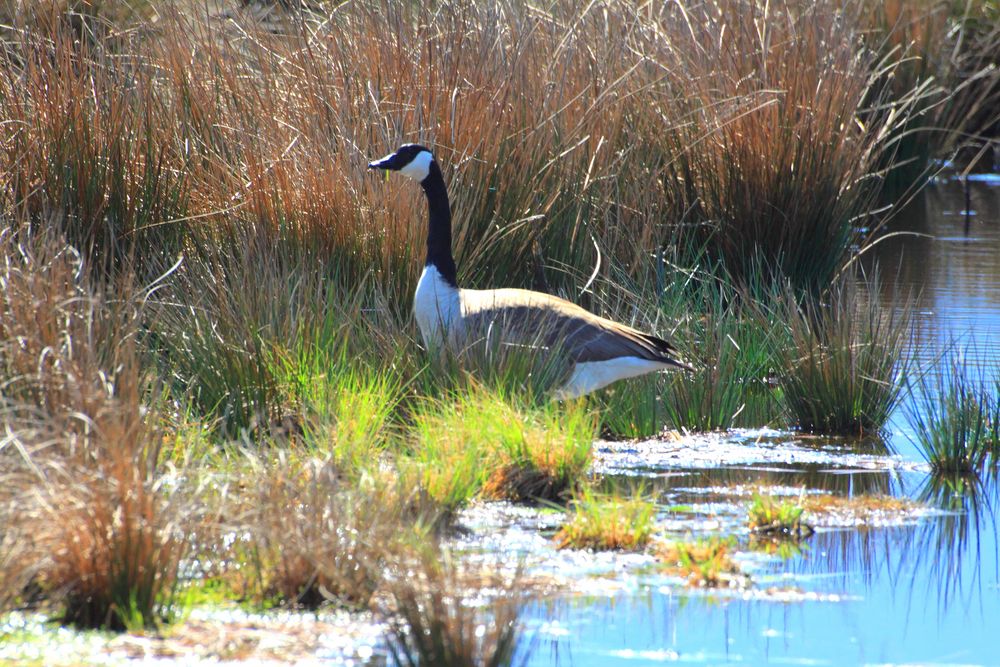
367, 143, 434, 183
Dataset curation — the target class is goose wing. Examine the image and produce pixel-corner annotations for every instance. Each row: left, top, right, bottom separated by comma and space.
459, 288, 692, 369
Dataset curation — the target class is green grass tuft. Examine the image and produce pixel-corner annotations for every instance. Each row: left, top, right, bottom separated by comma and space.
748, 491, 814, 540
655, 537, 746, 588
779, 277, 911, 436
554, 486, 657, 551
904, 346, 1000, 475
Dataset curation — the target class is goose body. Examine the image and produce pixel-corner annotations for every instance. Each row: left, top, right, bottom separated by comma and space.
369, 144, 691, 398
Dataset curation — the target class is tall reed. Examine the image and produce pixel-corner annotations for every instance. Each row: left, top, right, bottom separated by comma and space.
651, 0, 901, 294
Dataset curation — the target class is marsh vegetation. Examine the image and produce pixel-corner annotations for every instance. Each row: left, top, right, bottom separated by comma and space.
0, 0, 998, 663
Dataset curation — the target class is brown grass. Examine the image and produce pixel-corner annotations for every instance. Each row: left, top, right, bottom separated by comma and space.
221, 451, 432, 609
382, 549, 527, 667
0, 229, 189, 630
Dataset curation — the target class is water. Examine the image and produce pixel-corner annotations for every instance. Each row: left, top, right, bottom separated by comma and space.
513, 175, 1000, 666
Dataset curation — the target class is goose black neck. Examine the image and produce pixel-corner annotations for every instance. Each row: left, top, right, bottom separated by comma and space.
421, 160, 458, 287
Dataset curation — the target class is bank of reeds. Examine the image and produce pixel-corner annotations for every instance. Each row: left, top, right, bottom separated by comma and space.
655, 0, 902, 294
861, 0, 1000, 183
660, 275, 785, 432
1, 0, 917, 304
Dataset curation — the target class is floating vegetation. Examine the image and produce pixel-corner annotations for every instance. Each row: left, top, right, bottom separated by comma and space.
748, 491, 814, 539
801, 493, 921, 524
554, 487, 657, 551
655, 537, 748, 588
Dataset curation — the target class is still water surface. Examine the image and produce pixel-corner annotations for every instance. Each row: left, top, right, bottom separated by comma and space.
517, 175, 1000, 666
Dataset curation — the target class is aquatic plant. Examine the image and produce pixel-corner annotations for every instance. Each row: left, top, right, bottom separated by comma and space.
748, 491, 814, 539
904, 347, 1000, 475
383, 550, 528, 667
779, 277, 911, 436
554, 486, 657, 551
656, 537, 746, 588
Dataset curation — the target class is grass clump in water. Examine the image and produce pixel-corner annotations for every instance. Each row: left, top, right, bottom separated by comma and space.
748, 491, 814, 540
655, 537, 746, 588
554, 487, 657, 551
779, 278, 911, 436
905, 347, 1000, 475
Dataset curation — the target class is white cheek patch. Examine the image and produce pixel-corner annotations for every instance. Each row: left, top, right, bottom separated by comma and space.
399, 150, 433, 182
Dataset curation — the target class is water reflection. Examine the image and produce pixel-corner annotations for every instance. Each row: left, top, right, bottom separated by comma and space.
520, 471, 1000, 664
517, 466, 1000, 665
868, 177, 1000, 464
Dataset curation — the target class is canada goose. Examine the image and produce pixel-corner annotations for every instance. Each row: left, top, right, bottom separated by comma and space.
368, 143, 692, 398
